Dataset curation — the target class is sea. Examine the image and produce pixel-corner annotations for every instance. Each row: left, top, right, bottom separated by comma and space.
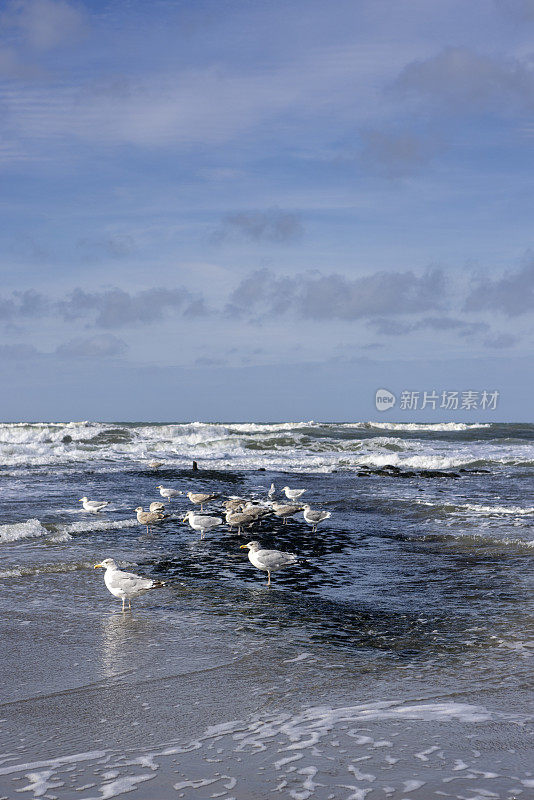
0, 421, 533, 800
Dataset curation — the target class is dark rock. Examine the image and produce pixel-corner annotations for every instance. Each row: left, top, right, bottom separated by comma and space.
62, 435, 72, 444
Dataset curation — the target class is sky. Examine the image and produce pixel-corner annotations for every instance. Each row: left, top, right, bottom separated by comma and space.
0, 0, 533, 421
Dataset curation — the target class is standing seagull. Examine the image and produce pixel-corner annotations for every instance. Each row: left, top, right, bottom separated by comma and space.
267, 483, 275, 499
183, 510, 222, 539
187, 491, 218, 511
225, 509, 262, 535
271, 503, 303, 524
149, 501, 166, 513
94, 558, 165, 611
239, 541, 298, 587
283, 486, 306, 501
79, 497, 109, 513
302, 504, 331, 532
156, 485, 182, 500
135, 506, 167, 533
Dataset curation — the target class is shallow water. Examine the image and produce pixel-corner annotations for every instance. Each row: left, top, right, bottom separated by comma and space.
0, 421, 533, 799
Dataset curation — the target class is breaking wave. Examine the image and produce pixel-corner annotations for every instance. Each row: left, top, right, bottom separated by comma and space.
362, 421, 492, 432
0, 518, 48, 544
0, 420, 531, 473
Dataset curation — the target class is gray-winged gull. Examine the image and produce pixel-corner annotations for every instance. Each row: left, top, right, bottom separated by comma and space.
271, 503, 303, 523
183, 510, 222, 539
79, 497, 109, 513
94, 558, 166, 611
156, 485, 182, 500
240, 540, 298, 586
302, 504, 331, 532
283, 486, 306, 500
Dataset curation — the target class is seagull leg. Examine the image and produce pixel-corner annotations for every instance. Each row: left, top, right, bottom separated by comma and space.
200, 504, 204, 511
122, 597, 125, 612
267, 571, 271, 587
128, 599, 131, 610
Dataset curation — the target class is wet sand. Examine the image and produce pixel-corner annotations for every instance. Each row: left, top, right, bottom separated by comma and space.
1, 569, 533, 800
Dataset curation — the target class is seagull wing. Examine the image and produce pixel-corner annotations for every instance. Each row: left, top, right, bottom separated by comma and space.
256, 549, 297, 570
108, 569, 156, 593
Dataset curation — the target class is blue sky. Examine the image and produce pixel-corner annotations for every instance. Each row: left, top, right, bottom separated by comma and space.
1, 0, 533, 421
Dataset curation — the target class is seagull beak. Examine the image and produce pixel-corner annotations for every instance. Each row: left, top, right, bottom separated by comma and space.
94, 563, 103, 569
239, 544, 248, 549
182, 516, 188, 523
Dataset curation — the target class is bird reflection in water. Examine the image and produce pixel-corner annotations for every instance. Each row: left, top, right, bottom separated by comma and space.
100, 613, 152, 679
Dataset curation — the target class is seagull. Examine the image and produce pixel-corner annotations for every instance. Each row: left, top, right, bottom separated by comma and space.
239, 541, 298, 586
79, 497, 109, 513
148, 460, 164, 469
242, 503, 271, 519
187, 491, 218, 511
283, 486, 306, 501
224, 498, 245, 512
135, 506, 167, 533
156, 485, 182, 500
268, 483, 275, 499
149, 501, 166, 513
302, 504, 331, 532
225, 509, 262, 535
94, 558, 166, 611
183, 510, 222, 539
271, 503, 303, 524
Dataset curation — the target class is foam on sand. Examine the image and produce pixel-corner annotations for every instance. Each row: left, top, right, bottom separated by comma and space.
2, 700, 529, 799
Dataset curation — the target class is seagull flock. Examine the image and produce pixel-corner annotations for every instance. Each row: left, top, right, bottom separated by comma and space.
84, 480, 332, 609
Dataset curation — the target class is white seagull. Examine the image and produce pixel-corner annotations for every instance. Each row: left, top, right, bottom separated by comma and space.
267, 482, 276, 499
283, 486, 306, 501
156, 485, 182, 500
94, 558, 166, 611
240, 540, 298, 587
302, 504, 331, 532
183, 510, 223, 539
79, 497, 109, 513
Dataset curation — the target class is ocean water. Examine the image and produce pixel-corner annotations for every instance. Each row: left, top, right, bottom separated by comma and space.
0, 421, 533, 799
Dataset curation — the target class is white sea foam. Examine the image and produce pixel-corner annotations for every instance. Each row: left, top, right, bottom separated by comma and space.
2, 700, 530, 799
415, 500, 534, 516
364, 422, 492, 432
61, 518, 139, 535
0, 750, 108, 776
0, 518, 47, 544
0, 560, 96, 578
